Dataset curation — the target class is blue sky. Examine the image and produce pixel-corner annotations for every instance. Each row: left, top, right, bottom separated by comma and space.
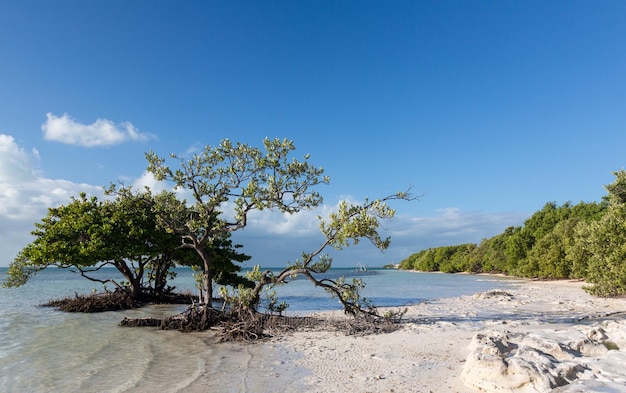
1, 1, 625, 268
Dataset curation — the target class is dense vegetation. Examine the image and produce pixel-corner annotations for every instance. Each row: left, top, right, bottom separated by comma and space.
399, 170, 626, 297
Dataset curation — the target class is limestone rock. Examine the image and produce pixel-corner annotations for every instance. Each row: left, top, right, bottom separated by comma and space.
460, 327, 610, 392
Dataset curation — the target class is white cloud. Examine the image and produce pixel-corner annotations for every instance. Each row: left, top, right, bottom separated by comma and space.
240, 196, 374, 238
0, 134, 40, 182
246, 207, 322, 237
0, 134, 103, 265
41, 113, 156, 147
132, 171, 168, 193
129, 171, 195, 204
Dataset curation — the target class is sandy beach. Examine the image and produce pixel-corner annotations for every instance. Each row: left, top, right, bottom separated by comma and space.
258, 278, 626, 393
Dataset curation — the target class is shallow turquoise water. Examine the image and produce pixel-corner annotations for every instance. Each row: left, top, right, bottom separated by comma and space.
0, 267, 515, 392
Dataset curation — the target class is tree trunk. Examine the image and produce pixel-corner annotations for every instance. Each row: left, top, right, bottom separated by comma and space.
204, 261, 213, 306
116, 260, 143, 300
197, 247, 213, 306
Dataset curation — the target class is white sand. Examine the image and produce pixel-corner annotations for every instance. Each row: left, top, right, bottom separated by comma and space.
267, 279, 626, 393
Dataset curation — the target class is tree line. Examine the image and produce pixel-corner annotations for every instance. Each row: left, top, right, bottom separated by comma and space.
399, 170, 626, 297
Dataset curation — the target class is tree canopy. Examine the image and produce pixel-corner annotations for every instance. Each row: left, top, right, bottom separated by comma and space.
2, 186, 252, 304
3, 190, 184, 299
222, 192, 415, 318
144, 137, 329, 305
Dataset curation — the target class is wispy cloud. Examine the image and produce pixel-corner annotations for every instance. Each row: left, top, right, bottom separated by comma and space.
381, 208, 529, 264
42, 113, 156, 147
232, 204, 529, 267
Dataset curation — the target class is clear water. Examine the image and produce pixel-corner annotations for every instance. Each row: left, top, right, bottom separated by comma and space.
0, 267, 514, 392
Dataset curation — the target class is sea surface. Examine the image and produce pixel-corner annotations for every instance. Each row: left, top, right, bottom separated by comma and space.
0, 266, 516, 392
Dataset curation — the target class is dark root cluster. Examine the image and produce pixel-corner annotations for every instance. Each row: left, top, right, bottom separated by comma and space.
41, 289, 194, 313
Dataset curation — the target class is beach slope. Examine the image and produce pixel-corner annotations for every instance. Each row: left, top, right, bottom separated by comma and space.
275, 280, 626, 393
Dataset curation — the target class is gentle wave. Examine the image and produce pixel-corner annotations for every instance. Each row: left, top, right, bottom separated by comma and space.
0, 267, 516, 392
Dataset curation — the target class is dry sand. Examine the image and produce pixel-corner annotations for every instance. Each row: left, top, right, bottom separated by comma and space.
263, 279, 626, 393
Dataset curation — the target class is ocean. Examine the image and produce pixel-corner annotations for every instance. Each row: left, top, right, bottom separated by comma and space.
0, 267, 515, 392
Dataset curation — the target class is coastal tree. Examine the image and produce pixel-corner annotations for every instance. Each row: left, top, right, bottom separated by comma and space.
439, 244, 476, 273
144, 137, 329, 306
220, 191, 416, 318
503, 201, 607, 277
399, 244, 475, 273
108, 187, 254, 300
573, 170, 626, 296
2, 190, 184, 300
4, 185, 253, 303
520, 218, 579, 279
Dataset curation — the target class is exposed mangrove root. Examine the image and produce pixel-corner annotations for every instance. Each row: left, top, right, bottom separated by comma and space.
119, 305, 229, 331
119, 317, 162, 327
119, 304, 403, 342
336, 316, 402, 336
42, 290, 143, 312
41, 289, 195, 313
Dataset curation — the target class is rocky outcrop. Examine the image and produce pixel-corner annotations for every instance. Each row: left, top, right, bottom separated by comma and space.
461, 323, 626, 392
472, 289, 514, 300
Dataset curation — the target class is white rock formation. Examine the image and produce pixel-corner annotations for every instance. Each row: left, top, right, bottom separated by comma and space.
461, 321, 626, 392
